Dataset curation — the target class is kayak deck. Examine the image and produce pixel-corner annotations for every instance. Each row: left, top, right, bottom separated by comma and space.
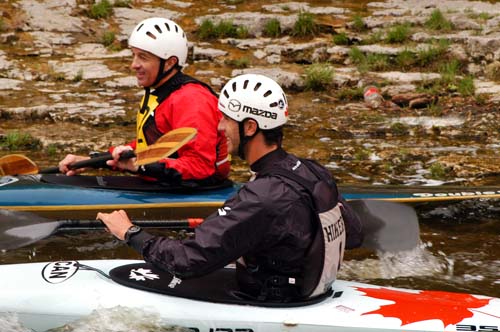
0, 260, 498, 332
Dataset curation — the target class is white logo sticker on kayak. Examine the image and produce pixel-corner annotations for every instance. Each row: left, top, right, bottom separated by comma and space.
0, 176, 18, 187
129, 268, 159, 281
42, 261, 79, 284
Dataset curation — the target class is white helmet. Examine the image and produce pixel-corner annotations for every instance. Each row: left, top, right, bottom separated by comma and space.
129, 17, 188, 67
218, 74, 288, 130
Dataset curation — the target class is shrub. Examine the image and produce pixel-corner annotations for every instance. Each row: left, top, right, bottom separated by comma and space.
425, 9, 453, 31
198, 19, 246, 40
458, 75, 475, 96
100, 31, 115, 47
263, 19, 281, 38
429, 162, 447, 179
292, 12, 317, 37
352, 15, 367, 32
0, 131, 42, 150
89, 0, 113, 19
332, 32, 349, 45
304, 63, 334, 91
386, 23, 411, 44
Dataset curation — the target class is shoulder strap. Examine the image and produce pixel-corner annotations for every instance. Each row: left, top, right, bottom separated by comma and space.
155, 72, 218, 103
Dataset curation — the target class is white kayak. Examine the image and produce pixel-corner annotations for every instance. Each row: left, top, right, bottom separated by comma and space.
0, 259, 499, 332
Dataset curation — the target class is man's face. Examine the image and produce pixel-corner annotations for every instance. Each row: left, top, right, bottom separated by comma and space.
130, 47, 160, 87
218, 114, 240, 155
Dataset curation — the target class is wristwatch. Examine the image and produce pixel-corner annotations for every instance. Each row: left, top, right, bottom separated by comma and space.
124, 225, 142, 243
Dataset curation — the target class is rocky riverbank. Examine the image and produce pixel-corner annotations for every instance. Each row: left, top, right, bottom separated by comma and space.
0, 0, 499, 185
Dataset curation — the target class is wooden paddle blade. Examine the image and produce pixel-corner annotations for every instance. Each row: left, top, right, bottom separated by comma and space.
349, 200, 420, 252
136, 127, 197, 166
0, 154, 39, 176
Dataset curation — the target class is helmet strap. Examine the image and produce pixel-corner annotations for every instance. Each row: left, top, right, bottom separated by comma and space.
237, 119, 259, 160
152, 58, 180, 88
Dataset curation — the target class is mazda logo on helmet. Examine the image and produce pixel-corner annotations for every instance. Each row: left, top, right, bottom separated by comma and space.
228, 99, 241, 112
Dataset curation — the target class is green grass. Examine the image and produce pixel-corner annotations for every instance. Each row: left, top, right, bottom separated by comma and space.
198, 19, 247, 40
332, 32, 349, 45
351, 15, 367, 32
263, 19, 281, 38
304, 63, 334, 91
390, 122, 409, 136
395, 49, 416, 70
291, 12, 318, 37
416, 39, 450, 67
425, 9, 454, 31
429, 162, 447, 179
100, 31, 115, 47
89, 0, 113, 19
336, 87, 364, 101
386, 23, 411, 44
0, 131, 42, 150
113, 0, 132, 7
225, 57, 250, 68
458, 75, 475, 96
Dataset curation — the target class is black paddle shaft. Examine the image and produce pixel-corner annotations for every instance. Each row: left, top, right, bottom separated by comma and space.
40, 150, 136, 174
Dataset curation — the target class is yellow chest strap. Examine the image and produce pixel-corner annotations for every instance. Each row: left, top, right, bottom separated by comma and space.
136, 94, 159, 152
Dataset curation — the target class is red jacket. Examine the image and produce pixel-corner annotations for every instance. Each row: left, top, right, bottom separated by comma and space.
126, 76, 230, 182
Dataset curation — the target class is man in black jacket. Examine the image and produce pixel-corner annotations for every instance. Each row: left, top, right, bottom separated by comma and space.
98, 74, 363, 302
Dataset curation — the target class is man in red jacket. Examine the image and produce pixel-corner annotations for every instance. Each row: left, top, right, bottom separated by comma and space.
58, 17, 229, 186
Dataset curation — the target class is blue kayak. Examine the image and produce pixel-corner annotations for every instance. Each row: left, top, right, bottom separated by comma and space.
0, 174, 498, 219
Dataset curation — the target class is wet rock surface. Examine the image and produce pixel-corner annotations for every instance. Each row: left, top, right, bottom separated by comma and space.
0, 0, 499, 185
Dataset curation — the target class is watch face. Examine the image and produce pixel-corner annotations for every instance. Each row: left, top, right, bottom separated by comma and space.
125, 225, 141, 242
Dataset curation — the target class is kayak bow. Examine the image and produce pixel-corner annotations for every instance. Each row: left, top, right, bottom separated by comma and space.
0, 259, 498, 332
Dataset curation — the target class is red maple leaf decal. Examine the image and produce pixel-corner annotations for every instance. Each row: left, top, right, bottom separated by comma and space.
357, 287, 491, 326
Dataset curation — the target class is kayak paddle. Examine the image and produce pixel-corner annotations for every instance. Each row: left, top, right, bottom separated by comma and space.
0, 210, 203, 250
0, 154, 38, 176
0, 127, 197, 175
0, 200, 420, 252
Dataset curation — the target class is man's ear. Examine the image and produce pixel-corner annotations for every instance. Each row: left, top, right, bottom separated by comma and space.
165, 56, 179, 69
244, 119, 258, 136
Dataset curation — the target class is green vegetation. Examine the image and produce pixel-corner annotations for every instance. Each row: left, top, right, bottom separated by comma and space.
225, 57, 250, 68
351, 15, 367, 32
0, 131, 42, 151
100, 31, 115, 47
332, 32, 349, 45
198, 19, 248, 40
336, 86, 364, 101
428, 162, 447, 179
386, 23, 411, 44
348, 47, 390, 72
113, 0, 132, 7
304, 63, 334, 91
458, 75, 475, 96
89, 0, 113, 19
263, 19, 281, 38
395, 49, 416, 70
291, 12, 318, 37
425, 9, 454, 31
390, 122, 409, 136
0, 18, 5, 32
416, 39, 450, 68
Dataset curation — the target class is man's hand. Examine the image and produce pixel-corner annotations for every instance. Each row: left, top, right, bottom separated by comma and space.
107, 145, 139, 173
97, 210, 134, 241
58, 154, 89, 176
